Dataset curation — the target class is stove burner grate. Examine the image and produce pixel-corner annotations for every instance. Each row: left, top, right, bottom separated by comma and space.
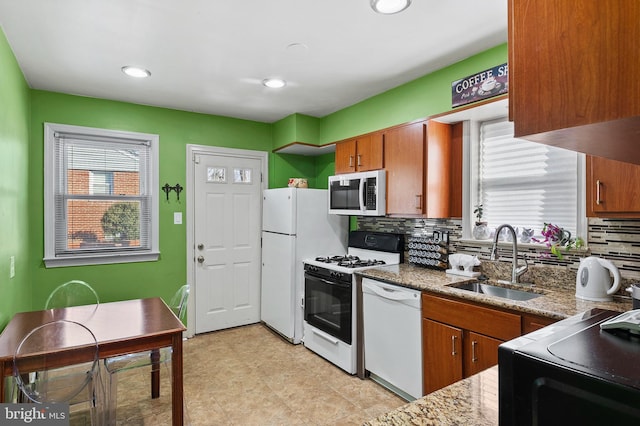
337, 259, 386, 268
314, 255, 386, 268
315, 255, 360, 263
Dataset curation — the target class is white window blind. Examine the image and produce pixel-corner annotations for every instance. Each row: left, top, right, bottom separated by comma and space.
478, 119, 578, 236
44, 123, 159, 267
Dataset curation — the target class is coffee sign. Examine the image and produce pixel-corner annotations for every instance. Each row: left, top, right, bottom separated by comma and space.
452, 63, 508, 108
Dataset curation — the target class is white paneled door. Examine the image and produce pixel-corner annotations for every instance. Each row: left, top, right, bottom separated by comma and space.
193, 152, 263, 334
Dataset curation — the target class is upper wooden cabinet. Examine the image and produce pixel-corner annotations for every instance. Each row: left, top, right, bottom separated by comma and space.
427, 120, 463, 218
586, 156, 640, 218
508, 0, 640, 164
384, 122, 425, 216
334, 133, 383, 174
383, 120, 462, 217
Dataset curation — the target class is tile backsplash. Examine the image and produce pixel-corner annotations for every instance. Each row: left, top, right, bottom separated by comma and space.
356, 217, 640, 295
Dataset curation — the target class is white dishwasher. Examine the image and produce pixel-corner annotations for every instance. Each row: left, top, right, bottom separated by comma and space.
362, 277, 422, 401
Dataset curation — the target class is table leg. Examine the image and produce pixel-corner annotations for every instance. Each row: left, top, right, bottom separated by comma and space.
0, 363, 5, 402
171, 334, 184, 426
151, 349, 161, 399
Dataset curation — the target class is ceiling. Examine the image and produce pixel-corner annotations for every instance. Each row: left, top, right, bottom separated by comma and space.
0, 0, 507, 123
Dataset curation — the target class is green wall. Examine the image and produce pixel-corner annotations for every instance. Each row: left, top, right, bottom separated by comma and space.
269, 154, 318, 188
273, 113, 321, 149
0, 30, 31, 327
318, 44, 508, 143
28, 91, 273, 307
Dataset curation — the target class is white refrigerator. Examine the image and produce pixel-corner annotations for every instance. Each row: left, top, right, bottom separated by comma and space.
261, 187, 348, 344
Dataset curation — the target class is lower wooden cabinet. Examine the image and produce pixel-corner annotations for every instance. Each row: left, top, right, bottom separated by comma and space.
422, 316, 507, 395
422, 318, 463, 394
421, 292, 555, 395
522, 313, 556, 334
463, 331, 502, 378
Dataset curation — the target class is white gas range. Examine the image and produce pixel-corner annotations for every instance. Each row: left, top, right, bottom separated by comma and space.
302, 231, 404, 374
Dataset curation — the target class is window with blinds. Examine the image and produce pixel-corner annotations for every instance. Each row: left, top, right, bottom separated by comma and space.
44, 123, 159, 267
477, 118, 579, 237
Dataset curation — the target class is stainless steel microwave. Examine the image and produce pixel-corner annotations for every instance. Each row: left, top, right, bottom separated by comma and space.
328, 170, 386, 216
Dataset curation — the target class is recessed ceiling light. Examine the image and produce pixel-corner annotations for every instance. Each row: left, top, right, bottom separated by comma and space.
121, 66, 151, 78
370, 0, 412, 14
262, 78, 286, 89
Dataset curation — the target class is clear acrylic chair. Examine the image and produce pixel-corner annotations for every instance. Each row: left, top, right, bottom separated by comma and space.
45, 279, 100, 310
104, 284, 189, 423
13, 320, 108, 425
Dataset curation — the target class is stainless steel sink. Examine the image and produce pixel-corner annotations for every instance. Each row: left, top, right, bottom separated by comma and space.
447, 281, 543, 301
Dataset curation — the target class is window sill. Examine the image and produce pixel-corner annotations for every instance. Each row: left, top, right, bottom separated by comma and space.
43, 251, 160, 268
459, 238, 544, 248
458, 238, 589, 252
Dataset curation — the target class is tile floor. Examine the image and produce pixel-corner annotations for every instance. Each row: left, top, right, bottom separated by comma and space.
112, 323, 406, 425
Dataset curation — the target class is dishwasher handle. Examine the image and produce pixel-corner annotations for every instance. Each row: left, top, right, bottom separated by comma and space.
363, 281, 419, 302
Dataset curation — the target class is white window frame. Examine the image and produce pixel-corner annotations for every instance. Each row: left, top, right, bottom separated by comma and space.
463, 115, 587, 246
44, 123, 160, 267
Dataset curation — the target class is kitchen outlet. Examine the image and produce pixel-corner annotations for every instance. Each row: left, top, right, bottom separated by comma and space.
174, 212, 182, 225
10, 256, 15, 278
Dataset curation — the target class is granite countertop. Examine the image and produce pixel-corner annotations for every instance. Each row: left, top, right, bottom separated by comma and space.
356, 263, 631, 320
358, 263, 632, 425
365, 366, 499, 426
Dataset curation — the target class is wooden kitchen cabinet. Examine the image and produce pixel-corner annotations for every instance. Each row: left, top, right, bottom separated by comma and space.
586, 155, 640, 218
522, 313, 556, 335
334, 133, 383, 174
422, 319, 463, 394
508, 0, 640, 164
384, 122, 425, 215
463, 331, 502, 378
384, 120, 461, 217
421, 293, 521, 394
423, 321, 501, 393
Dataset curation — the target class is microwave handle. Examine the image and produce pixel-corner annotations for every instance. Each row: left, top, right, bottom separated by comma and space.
359, 178, 366, 212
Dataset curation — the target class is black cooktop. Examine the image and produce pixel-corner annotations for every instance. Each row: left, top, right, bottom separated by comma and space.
517, 309, 640, 390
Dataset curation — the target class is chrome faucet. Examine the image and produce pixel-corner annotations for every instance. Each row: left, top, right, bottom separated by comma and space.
490, 224, 528, 284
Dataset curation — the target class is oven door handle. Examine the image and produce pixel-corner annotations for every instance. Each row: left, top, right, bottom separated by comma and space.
305, 274, 350, 288
311, 327, 340, 345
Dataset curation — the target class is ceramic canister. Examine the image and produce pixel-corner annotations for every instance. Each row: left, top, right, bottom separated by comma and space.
628, 283, 640, 309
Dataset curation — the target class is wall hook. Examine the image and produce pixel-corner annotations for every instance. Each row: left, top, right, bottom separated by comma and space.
162, 183, 173, 201
161, 183, 184, 201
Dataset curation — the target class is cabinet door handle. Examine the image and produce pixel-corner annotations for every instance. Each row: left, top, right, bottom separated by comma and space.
349, 155, 354, 168
416, 194, 422, 209
451, 335, 457, 356
471, 340, 478, 363
596, 179, 602, 205
357, 154, 362, 167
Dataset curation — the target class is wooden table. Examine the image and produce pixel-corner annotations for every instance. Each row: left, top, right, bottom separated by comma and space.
0, 297, 186, 425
